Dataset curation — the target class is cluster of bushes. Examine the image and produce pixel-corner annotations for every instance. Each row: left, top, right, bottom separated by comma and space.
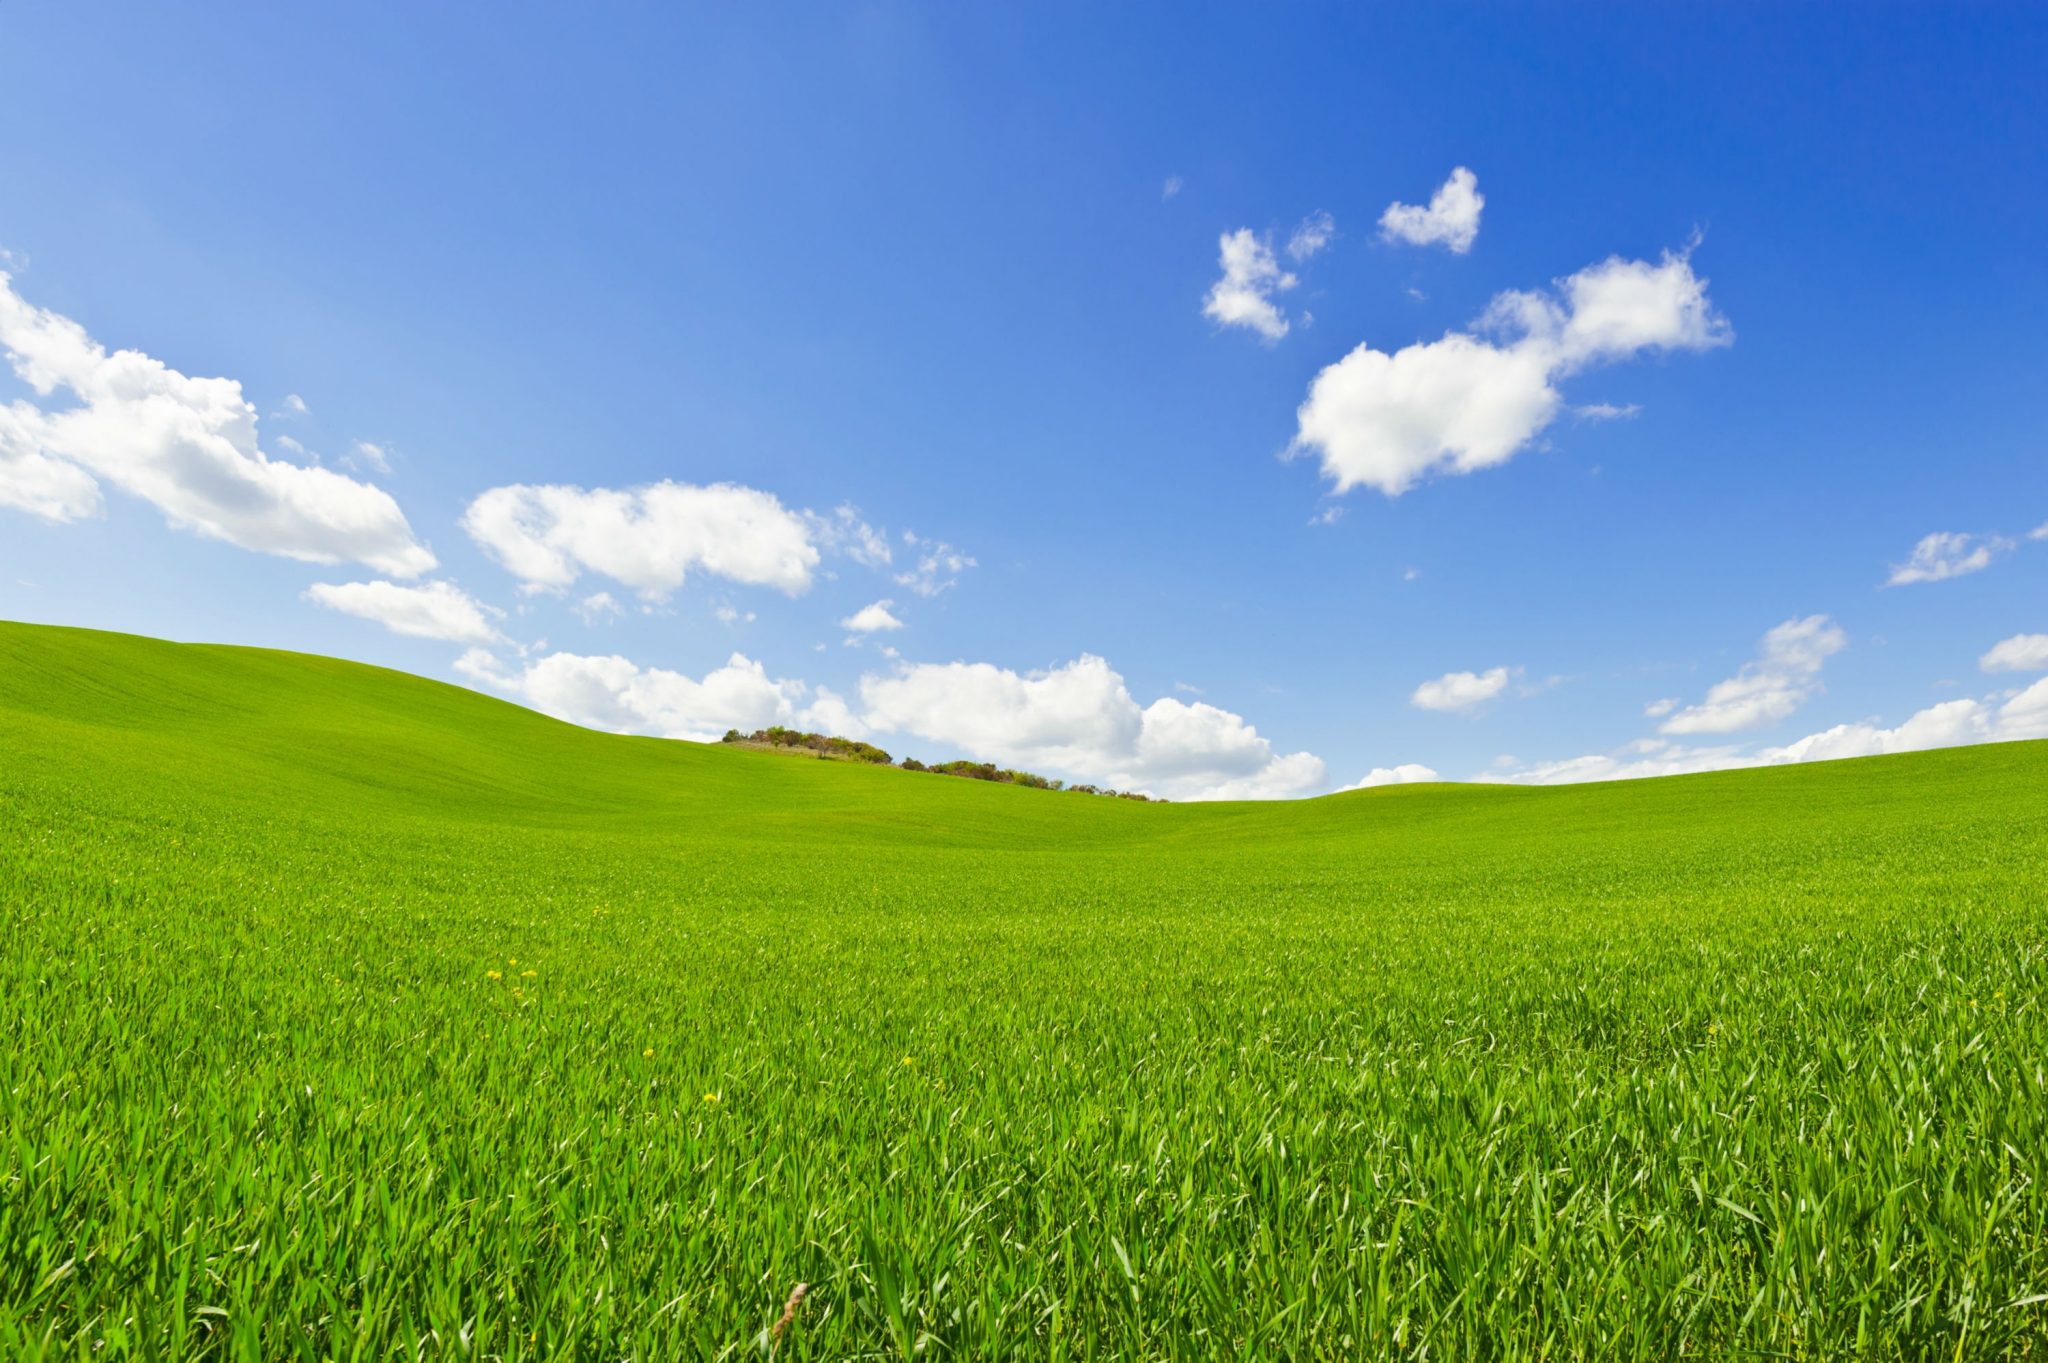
723, 727, 1165, 801
900, 758, 1163, 802
720, 727, 893, 765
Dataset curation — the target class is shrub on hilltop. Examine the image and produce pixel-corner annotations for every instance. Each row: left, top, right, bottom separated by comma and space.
900, 758, 1164, 802
717, 725, 1165, 799
719, 726, 893, 765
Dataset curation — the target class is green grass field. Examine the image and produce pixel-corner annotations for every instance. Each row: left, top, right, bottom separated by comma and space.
3, 619, 2045, 1359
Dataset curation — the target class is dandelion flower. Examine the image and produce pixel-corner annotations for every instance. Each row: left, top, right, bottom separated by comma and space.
486, 969, 502, 980
704, 1091, 721, 1105
901, 1056, 914, 1066
642, 1047, 654, 1058
521, 970, 537, 978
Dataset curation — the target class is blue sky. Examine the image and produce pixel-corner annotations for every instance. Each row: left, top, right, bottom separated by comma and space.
3, 4, 2045, 797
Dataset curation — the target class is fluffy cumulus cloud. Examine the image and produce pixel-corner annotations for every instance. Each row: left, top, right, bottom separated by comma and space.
462, 480, 818, 599
1291, 248, 1730, 496
305, 580, 503, 644
1659, 614, 1845, 735
1981, 633, 2048, 673
1411, 666, 1512, 713
1378, 167, 1484, 253
859, 654, 1325, 801
458, 648, 860, 743
1886, 531, 2008, 585
841, 599, 904, 633
0, 271, 435, 575
1344, 763, 1439, 790
1203, 229, 1297, 341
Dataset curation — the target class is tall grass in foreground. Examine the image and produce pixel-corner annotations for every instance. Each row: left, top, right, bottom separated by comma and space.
1, 621, 2045, 1359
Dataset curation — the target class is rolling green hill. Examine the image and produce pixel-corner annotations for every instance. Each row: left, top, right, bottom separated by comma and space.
3, 619, 2044, 1359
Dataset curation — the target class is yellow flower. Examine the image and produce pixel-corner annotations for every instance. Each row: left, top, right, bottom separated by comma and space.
521, 970, 537, 978
485, 969, 502, 980
703, 1091, 721, 1104
642, 1047, 654, 1058
508, 958, 518, 966
901, 1056, 914, 1066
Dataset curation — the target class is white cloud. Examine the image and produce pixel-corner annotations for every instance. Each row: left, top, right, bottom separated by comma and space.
1161, 175, 1183, 201
278, 394, 310, 417
810, 504, 892, 567
575, 591, 623, 625
1761, 699, 1990, 765
1886, 531, 2009, 585
0, 401, 102, 521
460, 647, 861, 742
2032, 522, 2048, 542
1286, 211, 1336, 262
1659, 614, 1845, 735
1576, 402, 1641, 421
1490, 637, 2048, 786
1378, 167, 1484, 254
1410, 666, 1513, 713
1758, 678, 2048, 765
305, 579, 503, 644
349, 440, 392, 474
1482, 739, 1756, 785
1643, 697, 1680, 718
894, 532, 975, 597
841, 599, 904, 633
1344, 763, 1439, 790
2002, 676, 2048, 737
462, 480, 818, 599
1981, 633, 2048, 673
0, 270, 435, 575
1290, 248, 1729, 496
859, 654, 1325, 801
1203, 229, 1297, 341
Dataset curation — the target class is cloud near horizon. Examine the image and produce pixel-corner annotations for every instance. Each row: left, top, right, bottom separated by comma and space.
1345, 763, 1439, 789
1290, 247, 1730, 496
0, 271, 435, 575
861, 654, 1325, 800
1658, 614, 1844, 735
1488, 616, 2048, 785
1491, 674, 2048, 785
454, 645, 1323, 800
457, 647, 862, 743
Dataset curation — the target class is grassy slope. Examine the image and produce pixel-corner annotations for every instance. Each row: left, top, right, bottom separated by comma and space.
2, 620, 2045, 1359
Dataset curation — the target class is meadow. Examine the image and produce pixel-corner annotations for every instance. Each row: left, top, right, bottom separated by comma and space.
2, 619, 2044, 1359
